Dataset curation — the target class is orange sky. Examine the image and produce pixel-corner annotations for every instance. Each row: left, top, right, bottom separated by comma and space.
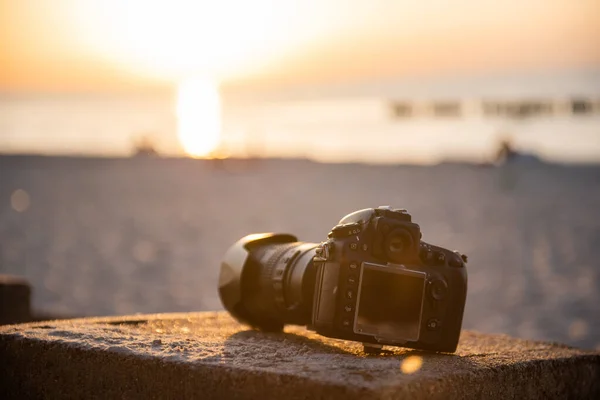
1, 0, 599, 92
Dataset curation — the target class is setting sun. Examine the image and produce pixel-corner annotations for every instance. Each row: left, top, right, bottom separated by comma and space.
177, 78, 221, 158
65, 0, 324, 82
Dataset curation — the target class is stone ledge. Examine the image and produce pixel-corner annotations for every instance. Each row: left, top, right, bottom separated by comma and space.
0, 274, 31, 325
1, 312, 599, 399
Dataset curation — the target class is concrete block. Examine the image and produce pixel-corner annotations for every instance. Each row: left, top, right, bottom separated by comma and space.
1, 312, 599, 399
0, 275, 31, 325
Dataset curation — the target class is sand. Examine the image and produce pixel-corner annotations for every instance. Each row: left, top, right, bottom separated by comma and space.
0, 155, 599, 349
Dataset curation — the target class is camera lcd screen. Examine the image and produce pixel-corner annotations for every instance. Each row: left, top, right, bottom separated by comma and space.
354, 263, 426, 341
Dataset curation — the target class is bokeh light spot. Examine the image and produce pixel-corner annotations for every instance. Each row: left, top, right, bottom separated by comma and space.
400, 355, 423, 374
568, 319, 589, 340
11, 189, 30, 212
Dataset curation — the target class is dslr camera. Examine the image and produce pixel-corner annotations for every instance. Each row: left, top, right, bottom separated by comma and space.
219, 207, 467, 353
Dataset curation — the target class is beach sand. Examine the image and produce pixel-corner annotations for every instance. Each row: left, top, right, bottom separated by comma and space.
1, 156, 599, 349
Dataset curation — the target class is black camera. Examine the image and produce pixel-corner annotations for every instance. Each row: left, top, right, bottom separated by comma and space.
218, 207, 468, 353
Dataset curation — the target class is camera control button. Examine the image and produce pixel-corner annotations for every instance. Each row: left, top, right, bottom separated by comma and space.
422, 249, 445, 266
436, 252, 445, 264
346, 289, 354, 300
344, 304, 353, 313
342, 319, 352, 328
426, 318, 441, 331
347, 274, 357, 285
430, 279, 448, 300
349, 262, 358, 270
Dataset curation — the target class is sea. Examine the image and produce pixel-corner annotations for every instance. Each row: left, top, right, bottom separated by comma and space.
1, 70, 599, 163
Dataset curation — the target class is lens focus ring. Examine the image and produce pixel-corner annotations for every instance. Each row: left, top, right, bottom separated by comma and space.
259, 243, 297, 313
272, 249, 300, 311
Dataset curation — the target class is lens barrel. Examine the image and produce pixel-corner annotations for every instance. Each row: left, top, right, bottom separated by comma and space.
218, 233, 318, 331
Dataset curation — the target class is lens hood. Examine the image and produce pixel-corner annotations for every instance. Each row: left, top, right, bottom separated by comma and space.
218, 233, 297, 325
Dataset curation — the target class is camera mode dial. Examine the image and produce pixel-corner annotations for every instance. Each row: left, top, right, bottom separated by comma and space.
328, 222, 362, 238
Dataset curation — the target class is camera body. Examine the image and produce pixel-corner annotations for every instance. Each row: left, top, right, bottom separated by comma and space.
310, 207, 467, 352
218, 206, 468, 353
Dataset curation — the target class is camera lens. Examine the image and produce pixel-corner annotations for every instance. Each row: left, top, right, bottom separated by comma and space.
218, 233, 318, 332
384, 228, 414, 262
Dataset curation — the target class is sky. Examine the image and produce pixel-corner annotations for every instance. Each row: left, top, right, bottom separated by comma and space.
1, 0, 599, 92
0, 0, 599, 161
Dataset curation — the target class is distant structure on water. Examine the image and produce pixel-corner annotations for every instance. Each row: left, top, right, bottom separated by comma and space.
493, 137, 542, 166
389, 97, 600, 120
131, 135, 160, 157
221, 72, 600, 164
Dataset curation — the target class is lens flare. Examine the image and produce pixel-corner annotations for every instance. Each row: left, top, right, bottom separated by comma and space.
400, 355, 423, 374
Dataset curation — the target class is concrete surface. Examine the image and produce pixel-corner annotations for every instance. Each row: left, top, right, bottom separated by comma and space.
1, 312, 599, 399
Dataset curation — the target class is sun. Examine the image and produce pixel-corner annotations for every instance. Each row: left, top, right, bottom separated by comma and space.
176, 78, 221, 158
